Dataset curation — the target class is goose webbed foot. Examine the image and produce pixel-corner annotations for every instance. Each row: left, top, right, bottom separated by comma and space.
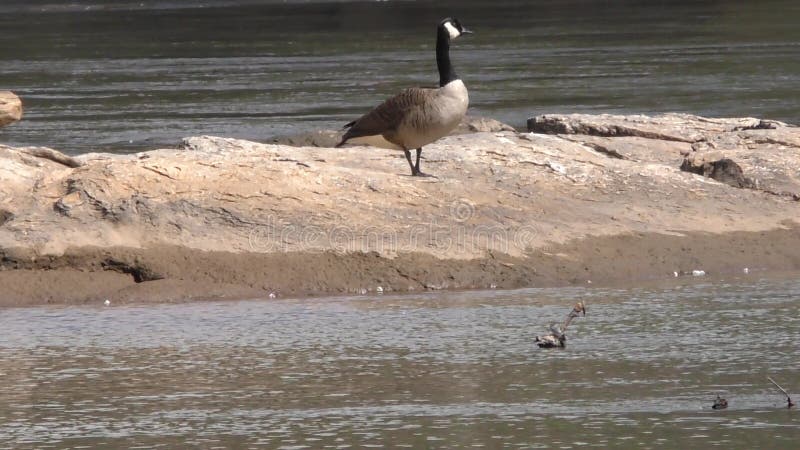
404, 148, 437, 178
412, 147, 436, 178
412, 169, 436, 178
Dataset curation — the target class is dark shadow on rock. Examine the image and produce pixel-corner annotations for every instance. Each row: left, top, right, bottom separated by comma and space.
680, 156, 754, 188
101, 258, 164, 283
0, 209, 13, 226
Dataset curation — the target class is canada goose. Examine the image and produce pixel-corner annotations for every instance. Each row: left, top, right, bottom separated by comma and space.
535, 301, 586, 349
712, 394, 728, 410
336, 17, 471, 177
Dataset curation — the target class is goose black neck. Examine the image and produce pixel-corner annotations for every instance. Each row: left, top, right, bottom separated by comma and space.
436, 28, 458, 87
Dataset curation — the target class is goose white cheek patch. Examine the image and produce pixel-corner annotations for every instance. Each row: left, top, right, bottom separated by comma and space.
444, 21, 460, 39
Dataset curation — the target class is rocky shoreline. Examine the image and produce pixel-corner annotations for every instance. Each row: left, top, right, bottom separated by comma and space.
1, 111, 799, 306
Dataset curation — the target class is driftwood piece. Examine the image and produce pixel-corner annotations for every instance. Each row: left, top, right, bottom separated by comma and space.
19, 147, 83, 168
0, 91, 23, 127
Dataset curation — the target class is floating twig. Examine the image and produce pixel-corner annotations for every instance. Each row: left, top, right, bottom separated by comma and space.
535, 301, 586, 349
767, 376, 795, 409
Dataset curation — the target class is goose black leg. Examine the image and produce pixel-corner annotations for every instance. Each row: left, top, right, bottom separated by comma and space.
413, 147, 435, 177
403, 149, 416, 175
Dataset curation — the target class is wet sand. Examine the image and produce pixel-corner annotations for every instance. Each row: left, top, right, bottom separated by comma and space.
2, 226, 799, 307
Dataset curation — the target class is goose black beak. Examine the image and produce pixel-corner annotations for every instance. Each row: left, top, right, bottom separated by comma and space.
461, 28, 473, 35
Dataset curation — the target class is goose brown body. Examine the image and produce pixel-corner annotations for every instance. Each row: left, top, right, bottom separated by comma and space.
341, 80, 468, 151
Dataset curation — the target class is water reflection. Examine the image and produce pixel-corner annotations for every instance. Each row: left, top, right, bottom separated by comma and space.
1, 276, 799, 447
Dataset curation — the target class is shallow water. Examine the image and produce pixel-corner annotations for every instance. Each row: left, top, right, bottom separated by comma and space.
1, 276, 799, 448
1, 0, 799, 154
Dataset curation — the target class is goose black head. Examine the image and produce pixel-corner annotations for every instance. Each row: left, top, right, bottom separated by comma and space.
440, 17, 472, 40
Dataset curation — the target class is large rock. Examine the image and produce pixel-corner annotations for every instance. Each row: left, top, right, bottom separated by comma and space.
2, 115, 799, 256
0, 91, 22, 127
2, 113, 800, 303
528, 112, 800, 199
452, 115, 516, 134
528, 113, 787, 142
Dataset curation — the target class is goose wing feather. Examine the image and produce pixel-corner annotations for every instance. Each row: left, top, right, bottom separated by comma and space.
338, 87, 433, 145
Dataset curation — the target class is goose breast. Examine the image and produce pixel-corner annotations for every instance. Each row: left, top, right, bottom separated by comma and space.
395, 80, 469, 149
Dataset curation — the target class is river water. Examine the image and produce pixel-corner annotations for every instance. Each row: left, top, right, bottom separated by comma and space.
1, 0, 799, 154
1, 276, 799, 448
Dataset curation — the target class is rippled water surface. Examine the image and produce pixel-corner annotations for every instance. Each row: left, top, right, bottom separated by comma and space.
1, 0, 799, 154
1, 277, 799, 448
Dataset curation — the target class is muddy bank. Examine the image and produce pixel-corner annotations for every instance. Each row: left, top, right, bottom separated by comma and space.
2, 226, 799, 306
1, 113, 799, 306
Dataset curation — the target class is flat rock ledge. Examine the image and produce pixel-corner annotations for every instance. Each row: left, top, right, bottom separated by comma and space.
2, 113, 800, 305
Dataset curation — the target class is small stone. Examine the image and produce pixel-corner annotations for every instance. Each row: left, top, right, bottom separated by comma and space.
376, 286, 383, 294
268, 292, 276, 299
743, 267, 749, 274
692, 270, 706, 276
103, 299, 111, 306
